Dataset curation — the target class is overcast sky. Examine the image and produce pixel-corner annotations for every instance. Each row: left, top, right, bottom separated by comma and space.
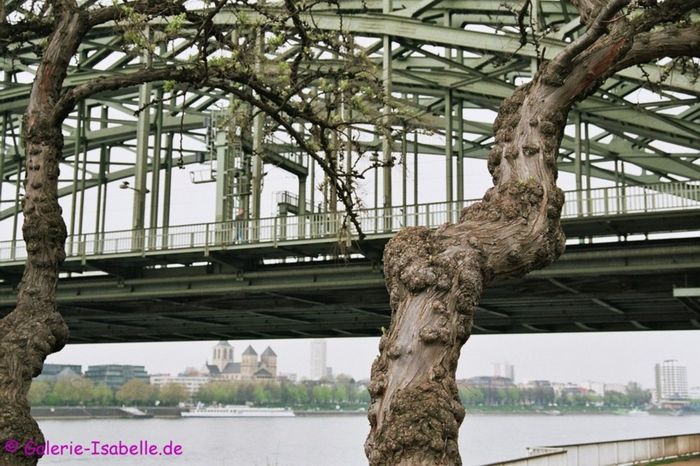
47, 330, 700, 389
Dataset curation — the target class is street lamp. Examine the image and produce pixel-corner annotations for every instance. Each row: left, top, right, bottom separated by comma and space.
119, 181, 150, 194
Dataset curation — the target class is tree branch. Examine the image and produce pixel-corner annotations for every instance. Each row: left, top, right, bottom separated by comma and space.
570, 0, 607, 25
52, 63, 368, 236
0, 18, 53, 51
613, 22, 700, 72
547, 0, 629, 78
87, 0, 187, 27
627, 0, 700, 35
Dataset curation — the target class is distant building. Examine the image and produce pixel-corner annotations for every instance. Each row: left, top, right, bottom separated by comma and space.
603, 383, 627, 394
582, 381, 626, 395
35, 364, 82, 382
204, 341, 278, 380
688, 386, 700, 400
310, 340, 327, 380
655, 360, 688, 400
150, 374, 210, 396
493, 362, 515, 381
85, 365, 149, 391
519, 380, 555, 406
279, 373, 297, 382
583, 381, 606, 395
463, 376, 515, 389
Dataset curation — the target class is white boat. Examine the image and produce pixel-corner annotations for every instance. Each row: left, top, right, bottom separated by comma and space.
181, 405, 295, 418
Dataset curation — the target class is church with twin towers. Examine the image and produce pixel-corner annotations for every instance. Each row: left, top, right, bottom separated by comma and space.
205, 341, 278, 380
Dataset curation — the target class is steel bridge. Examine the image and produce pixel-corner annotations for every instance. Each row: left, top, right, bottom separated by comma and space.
0, 183, 699, 342
1, 1, 699, 342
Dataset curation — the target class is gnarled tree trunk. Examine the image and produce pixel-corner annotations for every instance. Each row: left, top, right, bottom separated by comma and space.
365, 1, 700, 464
0, 4, 84, 464
365, 72, 568, 466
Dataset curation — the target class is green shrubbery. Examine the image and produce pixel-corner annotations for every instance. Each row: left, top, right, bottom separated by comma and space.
29, 376, 370, 409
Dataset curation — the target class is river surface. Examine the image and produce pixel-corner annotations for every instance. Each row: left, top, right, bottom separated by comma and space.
35, 414, 698, 465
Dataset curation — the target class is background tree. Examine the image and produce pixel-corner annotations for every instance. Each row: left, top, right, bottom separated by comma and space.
365, 1, 700, 464
157, 383, 188, 406
26, 382, 51, 407
90, 383, 115, 407
115, 379, 154, 406
50, 378, 94, 406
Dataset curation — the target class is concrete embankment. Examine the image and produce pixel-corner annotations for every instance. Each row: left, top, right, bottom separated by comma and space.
32, 407, 185, 419
293, 410, 366, 416
486, 432, 700, 466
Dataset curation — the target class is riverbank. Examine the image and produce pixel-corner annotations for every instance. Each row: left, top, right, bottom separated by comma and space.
31, 406, 185, 419
31, 406, 366, 419
464, 406, 695, 416
32, 405, 696, 419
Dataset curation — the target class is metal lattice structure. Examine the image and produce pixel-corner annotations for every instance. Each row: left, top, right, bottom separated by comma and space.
0, 1, 699, 341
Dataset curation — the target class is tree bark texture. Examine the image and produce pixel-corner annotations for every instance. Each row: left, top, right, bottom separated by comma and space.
365, 1, 700, 463
0, 4, 84, 464
365, 75, 568, 466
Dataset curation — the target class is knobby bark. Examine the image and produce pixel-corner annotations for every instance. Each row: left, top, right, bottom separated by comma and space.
0, 3, 85, 464
364, 72, 568, 466
365, 1, 700, 464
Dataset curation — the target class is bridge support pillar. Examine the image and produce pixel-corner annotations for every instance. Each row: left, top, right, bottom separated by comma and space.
382, 3, 393, 232
132, 40, 151, 251
148, 84, 165, 250
298, 175, 306, 238
575, 112, 583, 218
131, 81, 151, 251
215, 125, 235, 244
445, 89, 454, 219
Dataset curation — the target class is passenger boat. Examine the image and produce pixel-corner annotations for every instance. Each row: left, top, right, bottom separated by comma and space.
181, 405, 295, 418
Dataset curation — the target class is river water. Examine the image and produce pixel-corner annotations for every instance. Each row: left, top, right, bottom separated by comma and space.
35, 414, 698, 465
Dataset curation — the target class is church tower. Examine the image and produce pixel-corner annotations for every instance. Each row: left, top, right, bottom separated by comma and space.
212, 341, 234, 372
261, 346, 277, 378
241, 345, 258, 378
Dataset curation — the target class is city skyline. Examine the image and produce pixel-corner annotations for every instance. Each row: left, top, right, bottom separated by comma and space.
45, 330, 700, 390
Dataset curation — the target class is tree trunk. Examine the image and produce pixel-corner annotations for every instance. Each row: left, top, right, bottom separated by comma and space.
0, 4, 83, 464
364, 0, 700, 460
0, 128, 70, 465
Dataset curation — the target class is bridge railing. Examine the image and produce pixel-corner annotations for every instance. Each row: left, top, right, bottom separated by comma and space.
0, 182, 698, 262
562, 182, 700, 217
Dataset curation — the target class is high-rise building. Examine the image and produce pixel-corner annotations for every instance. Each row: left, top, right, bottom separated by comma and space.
493, 362, 515, 381
655, 360, 688, 400
85, 365, 149, 391
310, 340, 327, 380
35, 364, 82, 382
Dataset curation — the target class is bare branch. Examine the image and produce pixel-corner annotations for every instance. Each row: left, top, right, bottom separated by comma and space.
0, 17, 53, 51
627, 0, 700, 35
516, 0, 532, 46
570, 0, 607, 25
87, 0, 187, 27
614, 22, 700, 72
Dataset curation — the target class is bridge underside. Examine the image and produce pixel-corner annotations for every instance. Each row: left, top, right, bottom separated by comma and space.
1, 235, 698, 342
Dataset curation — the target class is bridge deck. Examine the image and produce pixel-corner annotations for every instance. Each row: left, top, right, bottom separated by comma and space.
0, 183, 698, 342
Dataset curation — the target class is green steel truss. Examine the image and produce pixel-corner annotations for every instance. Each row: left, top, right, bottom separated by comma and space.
2, 1, 699, 227
0, 1, 699, 340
